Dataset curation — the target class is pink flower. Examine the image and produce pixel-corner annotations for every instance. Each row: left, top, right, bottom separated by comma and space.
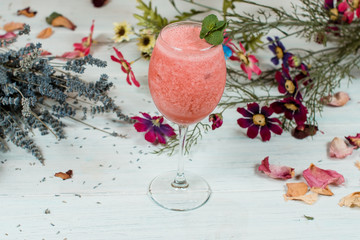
228, 41, 261, 80
329, 137, 354, 158
346, 133, 360, 149
302, 163, 345, 188
209, 113, 223, 130
338, 0, 360, 23
111, 47, 140, 87
73, 20, 95, 56
258, 156, 295, 179
131, 112, 176, 144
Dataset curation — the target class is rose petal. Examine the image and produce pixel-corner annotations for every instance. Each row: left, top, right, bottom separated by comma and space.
302, 163, 345, 188
345, 133, 360, 148
355, 160, 360, 170
329, 137, 354, 159
0, 32, 16, 39
54, 170, 73, 180
310, 186, 333, 196
258, 156, 295, 179
283, 192, 318, 205
285, 182, 308, 197
338, 192, 360, 207
292, 124, 318, 139
37, 27, 53, 39
59, 51, 82, 59
323, 91, 350, 107
3, 22, 24, 32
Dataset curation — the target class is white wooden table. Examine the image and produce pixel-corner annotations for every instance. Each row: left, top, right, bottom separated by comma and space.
1, 1, 360, 239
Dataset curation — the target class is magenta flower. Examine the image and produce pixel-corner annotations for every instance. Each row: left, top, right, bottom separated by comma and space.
275, 65, 302, 100
111, 47, 140, 87
131, 112, 176, 144
338, 0, 360, 23
270, 97, 308, 126
209, 113, 223, 130
237, 103, 283, 141
228, 41, 261, 80
73, 20, 95, 56
267, 36, 292, 68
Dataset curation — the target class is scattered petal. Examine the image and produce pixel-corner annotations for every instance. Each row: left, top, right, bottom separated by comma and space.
59, 51, 82, 59
304, 215, 314, 220
3, 22, 24, 32
345, 133, 360, 149
310, 186, 333, 196
284, 192, 318, 205
0, 32, 17, 40
285, 182, 308, 197
54, 170, 73, 180
258, 156, 294, 179
338, 192, 360, 207
46, 12, 76, 30
92, 0, 109, 7
355, 160, 360, 170
17, 7, 37, 18
329, 137, 354, 159
37, 27, 53, 39
303, 163, 345, 188
292, 124, 318, 139
322, 91, 350, 107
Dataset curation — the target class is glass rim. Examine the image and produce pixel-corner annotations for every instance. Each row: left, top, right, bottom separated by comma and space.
158, 21, 216, 52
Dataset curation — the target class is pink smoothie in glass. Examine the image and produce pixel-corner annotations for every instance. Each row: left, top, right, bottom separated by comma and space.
148, 22, 226, 125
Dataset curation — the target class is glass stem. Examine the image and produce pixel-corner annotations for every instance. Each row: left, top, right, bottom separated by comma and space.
172, 125, 189, 188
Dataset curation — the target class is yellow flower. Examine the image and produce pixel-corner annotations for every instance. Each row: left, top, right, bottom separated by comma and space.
113, 21, 133, 42
137, 34, 155, 53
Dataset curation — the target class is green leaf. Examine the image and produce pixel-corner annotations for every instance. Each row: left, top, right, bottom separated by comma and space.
46, 12, 62, 25
304, 215, 314, 220
205, 30, 224, 45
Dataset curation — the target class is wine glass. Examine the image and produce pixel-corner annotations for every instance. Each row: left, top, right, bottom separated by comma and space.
148, 21, 227, 211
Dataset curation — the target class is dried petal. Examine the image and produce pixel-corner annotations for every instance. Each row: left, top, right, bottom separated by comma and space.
310, 186, 333, 196
258, 156, 295, 179
17, 7, 37, 18
283, 192, 318, 205
3, 22, 24, 32
92, 0, 109, 7
37, 27, 53, 39
338, 192, 360, 207
54, 170, 73, 180
46, 12, 76, 30
0, 32, 17, 39
323, 91, 350, 107
329, 137, 354, 159
292, 124, 318, 139
345, 133, 360, 149
303, 163, 345, 188
355, 160, 360, 170
285, 182, 308, 197
59, 51, 82, 59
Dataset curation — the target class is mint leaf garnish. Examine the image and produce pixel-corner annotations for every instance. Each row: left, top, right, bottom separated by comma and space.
200, 14, 228, 45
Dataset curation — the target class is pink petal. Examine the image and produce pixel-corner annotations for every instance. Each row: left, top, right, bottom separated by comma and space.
329, 137, 354, 159
133, 122, 149, 132
59, 51, 81, 59
241, 64, 252, 80
324, 91, 350, 107
113, 47, 124, 59
0, 32, 17, 39
130, 71, 140, 87
338, 1, 349, 12
258, 156, 294, 179
303, 163, 345, 188
144, 130, 156, 143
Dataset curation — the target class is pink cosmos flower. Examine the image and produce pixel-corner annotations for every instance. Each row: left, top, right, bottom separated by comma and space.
338, 0, 360, 23
209, 113, 223, 130
227, 41, 261, 80
258, 156, 295, 179
73, 20, 95, 56
237, 102, 283, 141
111, 47, 140, 87
302, 163, 345, 189
131, 112, 176, 144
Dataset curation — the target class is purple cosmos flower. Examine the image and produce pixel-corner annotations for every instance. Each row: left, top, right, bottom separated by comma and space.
267, 36, 292, 68
275, 65, 302, 100
270, 97, 308, 126
131, 112, 176, 144
209, 113, 223, 130
237, 102, 283, 141
295, 63, 313, 87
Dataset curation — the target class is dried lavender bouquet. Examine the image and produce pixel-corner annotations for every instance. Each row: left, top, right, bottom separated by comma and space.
0, 25, 132, 164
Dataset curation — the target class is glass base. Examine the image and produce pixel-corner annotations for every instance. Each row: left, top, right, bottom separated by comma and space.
148, 170, 211, 211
